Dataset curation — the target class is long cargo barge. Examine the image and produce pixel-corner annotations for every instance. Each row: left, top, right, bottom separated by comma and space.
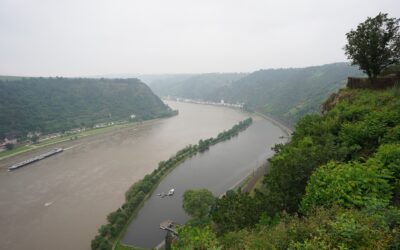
8, 148, 64, 171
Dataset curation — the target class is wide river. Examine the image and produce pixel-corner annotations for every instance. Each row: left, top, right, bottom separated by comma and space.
0, 101, 286, 250
122, 112, 286, 249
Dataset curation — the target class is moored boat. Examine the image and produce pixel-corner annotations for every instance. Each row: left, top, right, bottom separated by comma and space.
8, 148, 64, 171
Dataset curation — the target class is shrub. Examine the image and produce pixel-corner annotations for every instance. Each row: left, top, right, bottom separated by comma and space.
300, 161, 392, 213
172, 226, 220, 250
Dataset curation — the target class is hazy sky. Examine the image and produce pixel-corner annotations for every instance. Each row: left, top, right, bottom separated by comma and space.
1, 0, 399, 76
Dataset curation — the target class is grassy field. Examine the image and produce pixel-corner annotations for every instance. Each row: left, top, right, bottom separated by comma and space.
0, 122, 135, 161
0, 145, 32, 159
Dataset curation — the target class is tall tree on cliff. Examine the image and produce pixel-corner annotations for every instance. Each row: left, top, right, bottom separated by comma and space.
344, 13, 400, 83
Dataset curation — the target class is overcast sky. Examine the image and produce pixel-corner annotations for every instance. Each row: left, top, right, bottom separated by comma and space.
1, 0, 399, 76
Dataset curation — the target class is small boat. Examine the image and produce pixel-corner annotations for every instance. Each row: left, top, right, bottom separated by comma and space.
156, 192, 167, 198
157, 188, 175, 198
167, 188, 175, 196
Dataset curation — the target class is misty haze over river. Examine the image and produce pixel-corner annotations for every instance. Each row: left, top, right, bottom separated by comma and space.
0, 101, 286, 250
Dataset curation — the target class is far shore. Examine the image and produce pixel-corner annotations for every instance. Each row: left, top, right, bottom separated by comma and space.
241, 112, 293, 194
0, 115, 173, 165
167, 98, 293, 136
254, 111, 293, 136
166, 99, 294, 197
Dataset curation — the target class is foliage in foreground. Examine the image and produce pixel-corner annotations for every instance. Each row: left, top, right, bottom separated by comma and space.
300, 144, 400, 213
211, 190, 262, 234
263, 86, 400, 215
183, 189, 215, 226
219, 206, 400, 250
177, 86, 400, 249
173, 226, 221, 250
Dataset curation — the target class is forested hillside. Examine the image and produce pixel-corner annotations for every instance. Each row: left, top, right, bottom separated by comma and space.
222, 63, 363, 124
147, 73, 247, 101
174, 86, 400, 249
148, 63, 363, 126
0, 77, 174, 139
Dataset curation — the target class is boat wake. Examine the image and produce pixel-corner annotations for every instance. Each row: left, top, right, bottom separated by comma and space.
44, 201, 54, 207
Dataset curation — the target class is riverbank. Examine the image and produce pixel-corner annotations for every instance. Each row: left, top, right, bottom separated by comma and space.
101, 104, 291, 250
120, 116, 284, 249
238, 113, 293, 195
115, 106, 293, 250
210, 109, 293, 198
143, 106, 293, 249
0, 115, 175, 163
169, 98, 293, 137
254, 111, 293, 137
92, 118, 253, 250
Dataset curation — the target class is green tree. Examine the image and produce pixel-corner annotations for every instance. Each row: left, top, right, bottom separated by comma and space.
31, 134, 39, 144
219, 207, 399, 250
5, 143, 14, 150
173, 225, 221, 250
300, 161, 393, 213
372, 144, 400, 205
345, 13, 400, 83
211, 190, 261, 234
183, 189, 215, 224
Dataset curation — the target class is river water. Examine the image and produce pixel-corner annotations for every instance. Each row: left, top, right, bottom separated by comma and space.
121, 115, 285, 249
0, 101, 285, 250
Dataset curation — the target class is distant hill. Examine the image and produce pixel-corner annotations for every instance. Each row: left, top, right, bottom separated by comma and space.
83, 73, 196, 85
0, 77, 174, 139
222, 63, 364, 124
147, 73, 248, 100
147, 63, 363, 126
0, 75, 26, 81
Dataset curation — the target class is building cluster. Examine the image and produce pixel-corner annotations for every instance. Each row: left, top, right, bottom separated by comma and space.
1, 114, 136, 152
173, 97, 244, 109
94, 122, 115, 129
0, 137, 18, 151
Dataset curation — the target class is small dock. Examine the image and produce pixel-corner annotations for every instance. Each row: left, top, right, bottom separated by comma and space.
159, 220, 178, 235
156, 220, 179, 250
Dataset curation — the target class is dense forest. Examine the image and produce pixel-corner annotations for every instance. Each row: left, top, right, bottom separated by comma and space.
173, 86, 400, 249
0, 77, 174, 140
147, 63, 363, 126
